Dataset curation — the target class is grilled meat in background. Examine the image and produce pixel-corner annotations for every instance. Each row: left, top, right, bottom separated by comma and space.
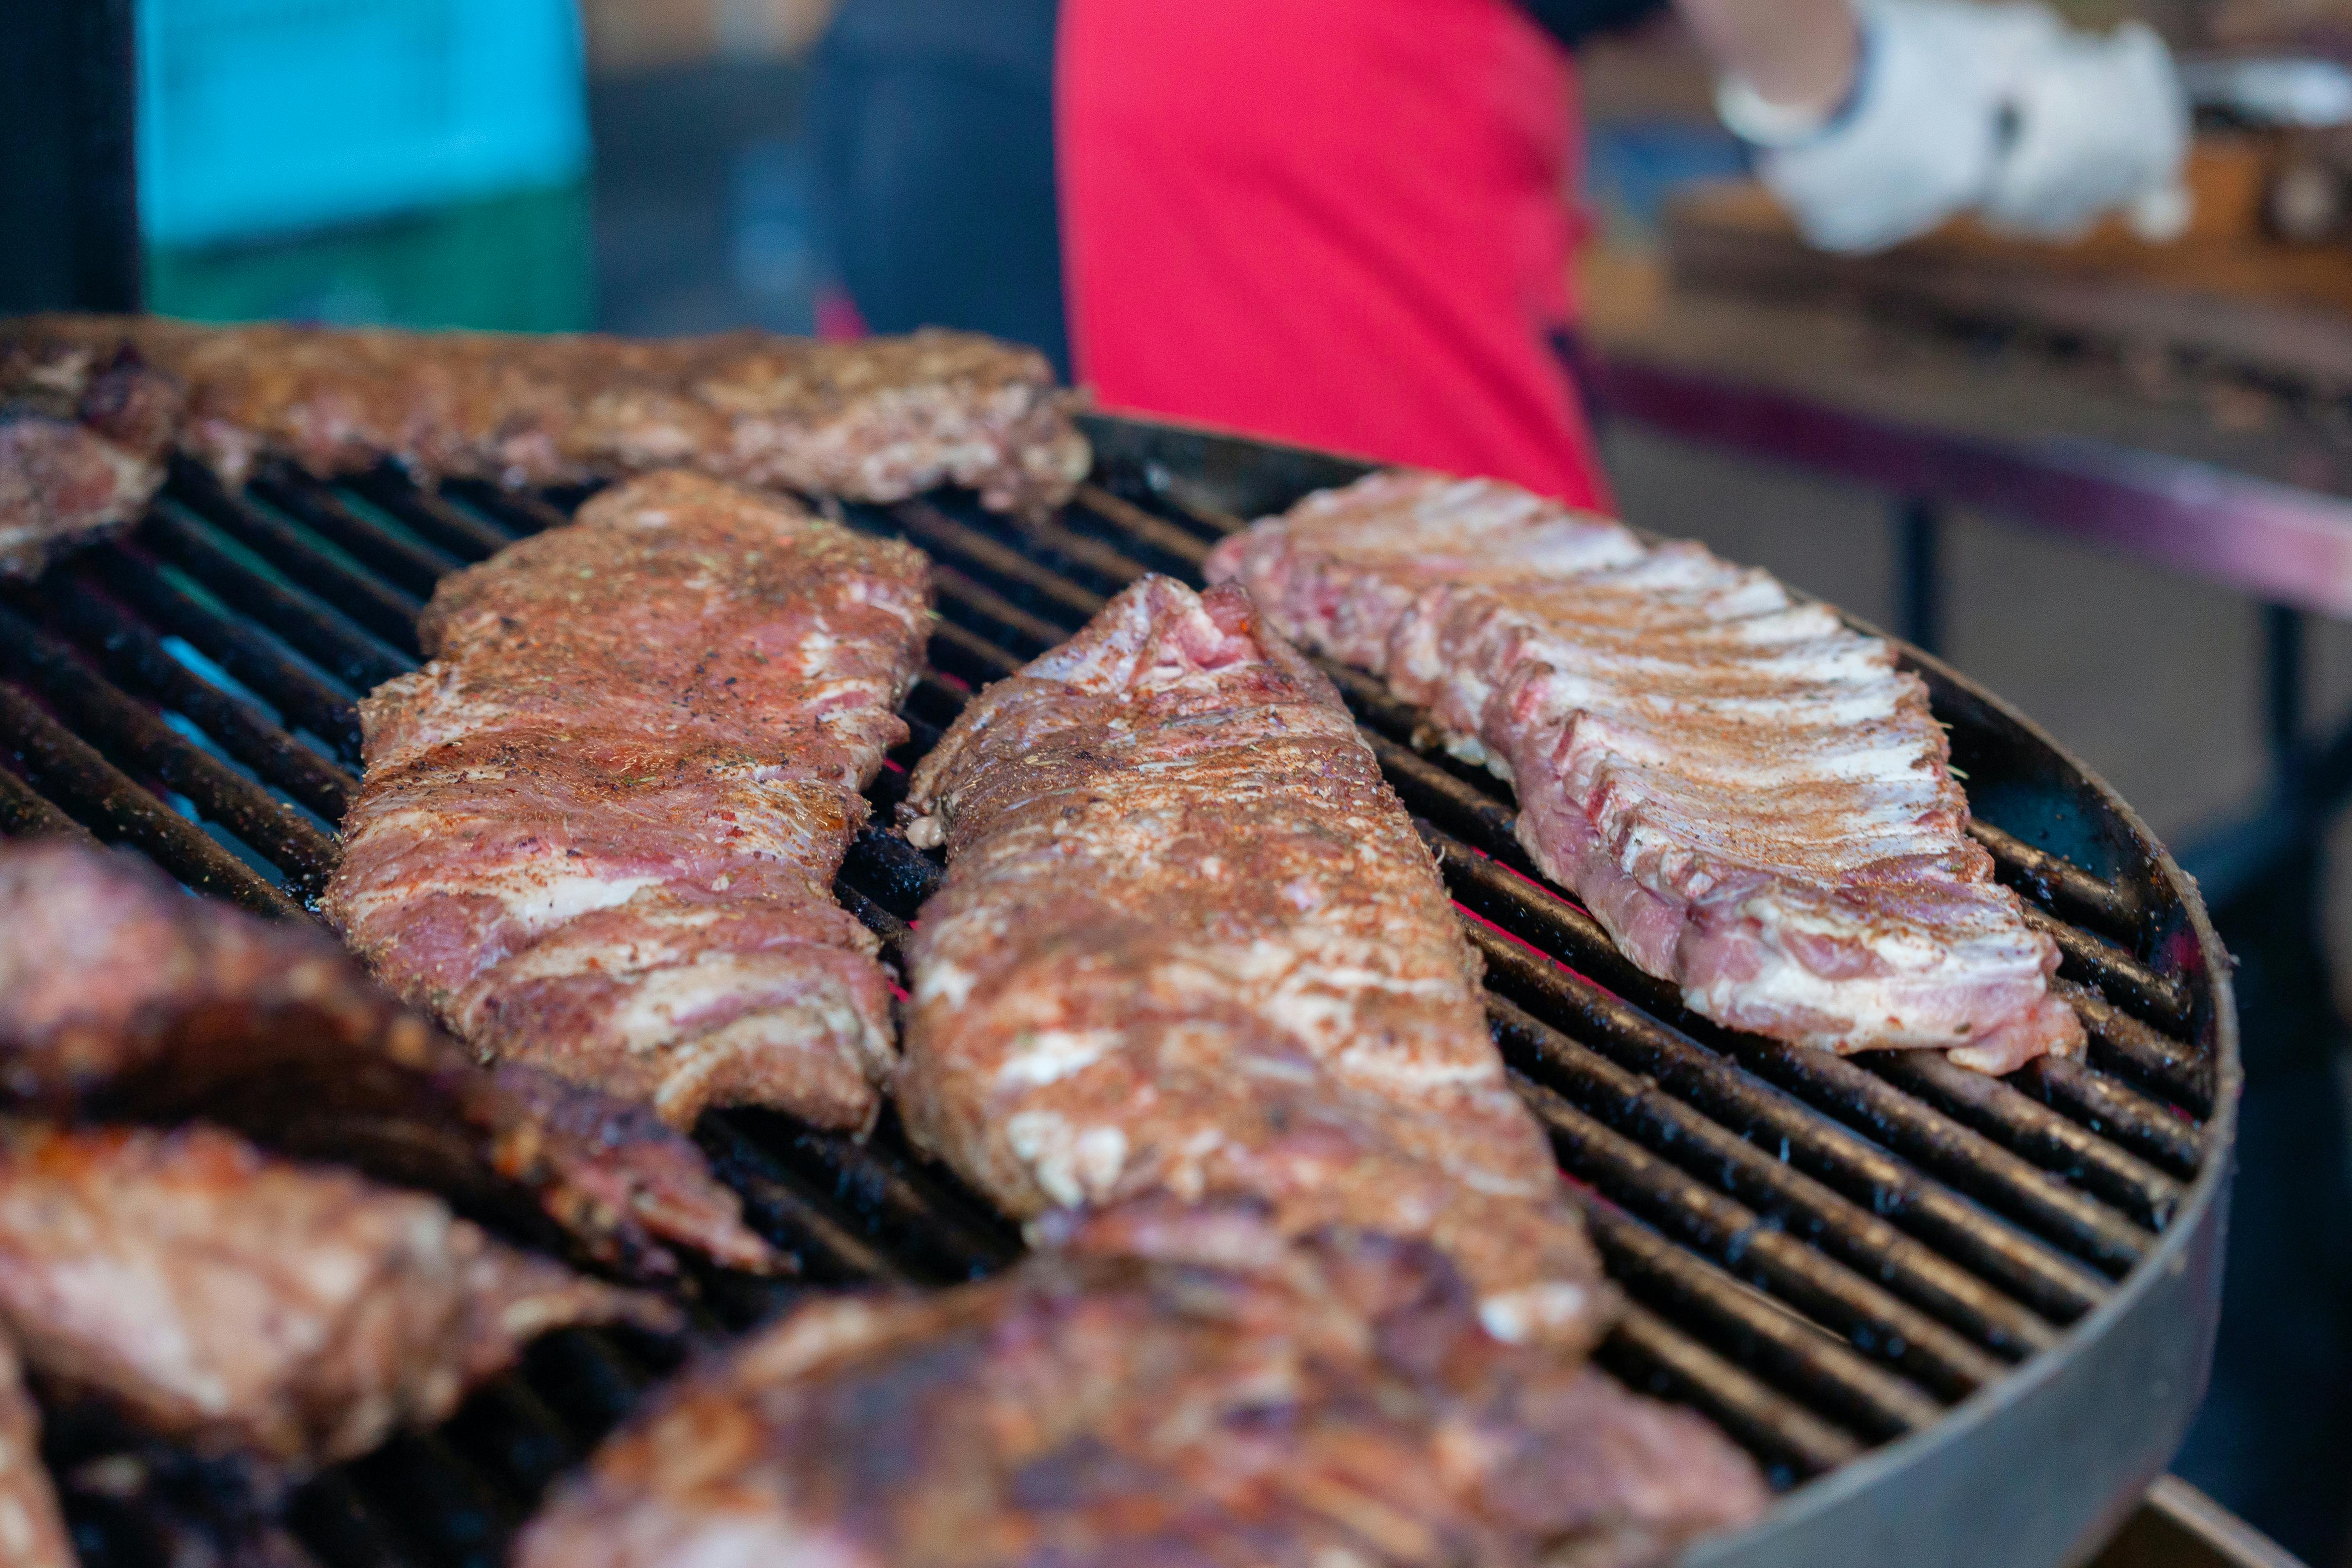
0, 345, 180, 579
899, 575, 1610, 1351
325, 471, 930, 1135
0, 314, 1093, 523
0, 839, 779, 1278
517, 1202, 1767, 1568
0, 1121, 671, 1471
1211, 472, 2084, 1074
0, 1329, 74, 1568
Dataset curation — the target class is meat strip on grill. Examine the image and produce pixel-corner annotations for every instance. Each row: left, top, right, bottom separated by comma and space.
325, 471, 931, 1134
0, 314, 1090, 519
0, 342, 182, 578
0, 1328, 74, 1568
899, 576, 1608, 1350
1209, 471, 2085, 1074
516, 1202, 1768, 1568
0, 839, 779, 1278
0, 1121, 674, 1472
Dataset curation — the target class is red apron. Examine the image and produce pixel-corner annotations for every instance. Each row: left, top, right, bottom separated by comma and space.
1057, 0, 1610, 511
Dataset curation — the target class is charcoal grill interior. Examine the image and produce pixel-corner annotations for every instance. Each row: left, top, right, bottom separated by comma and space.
0, 414, 2236, 1568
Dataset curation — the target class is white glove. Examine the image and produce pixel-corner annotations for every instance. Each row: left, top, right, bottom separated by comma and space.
1718, 1, 2189, 254
1982, 21, 2191, 241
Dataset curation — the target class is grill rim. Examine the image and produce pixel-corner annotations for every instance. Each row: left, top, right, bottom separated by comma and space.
1076, 411, 2241, 1568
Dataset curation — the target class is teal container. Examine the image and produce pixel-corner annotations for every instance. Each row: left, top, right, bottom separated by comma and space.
137, 0, 591, 249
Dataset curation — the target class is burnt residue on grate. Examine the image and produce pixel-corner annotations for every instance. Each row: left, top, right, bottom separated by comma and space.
0, 455, 2220, 1563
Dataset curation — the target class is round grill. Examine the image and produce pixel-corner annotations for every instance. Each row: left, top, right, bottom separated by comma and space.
0, 413, 2236, 1568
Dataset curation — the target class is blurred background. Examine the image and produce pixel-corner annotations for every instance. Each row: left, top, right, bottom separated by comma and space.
77, 0, 2352, 1558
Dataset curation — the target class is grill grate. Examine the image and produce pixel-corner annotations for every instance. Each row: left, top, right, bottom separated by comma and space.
0, 446, 2219, 1565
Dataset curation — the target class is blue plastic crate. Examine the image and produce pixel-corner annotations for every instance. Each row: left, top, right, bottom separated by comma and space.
138, 0, 591, 248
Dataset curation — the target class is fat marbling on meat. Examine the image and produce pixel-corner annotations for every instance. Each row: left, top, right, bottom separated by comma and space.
0, 1121, 672, 1472
324, 471, 930, 1134
1209, 471, 2084, 1074
0, 1329, 72, 1568
0, 314, 1091, 519
0, 838, 778, 1278
900, 575, 1608, 1352
516, 1202, 1767, 1568
0, 341, 182, 578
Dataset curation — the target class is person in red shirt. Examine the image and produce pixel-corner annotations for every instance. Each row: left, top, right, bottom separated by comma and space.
813, 0, 2184, 510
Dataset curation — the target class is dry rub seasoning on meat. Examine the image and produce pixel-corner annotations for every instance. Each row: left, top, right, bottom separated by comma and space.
0, 839, 777, 1278
517, 1202, 1767, 1568
899, 574, 1608, 1353
325, 472, 930, 1135
0, 1121, 673, 1473
0, 314, 1091, 520
1213, 471, 2083, 1074
0, 340, 182, 579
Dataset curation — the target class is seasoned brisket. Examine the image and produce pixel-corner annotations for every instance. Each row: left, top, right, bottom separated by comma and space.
1209, 471, 2084, 1073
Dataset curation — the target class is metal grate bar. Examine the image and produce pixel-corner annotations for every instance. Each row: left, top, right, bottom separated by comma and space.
1475, 917, 2152, 1275
0, 764, 93, 842
1068, 484, 1214, 570
1009, 516, 1159, 595
1137, 481, 1250, 539
1967, 818, 2142, 938
441, 479, 572, 538
0, 681, 299, 919
727, 1111, 1023, 1286
2057, 979, 2213, 1116
0, 603, 338, 896
86, 548, 367, 761
887, 500, 1109, 621
41, 572, 359, 823
345, 468, 521, 560
1603, 1300, 1866, 1480
924, 564, 1066, 654
142, 502, 414, 694
1471, 919, 2114, 1318
924, 617, 1026, 683
2019, 904, 2191, 1035
1866, 1053, 2184, 1228
2009, 1055, 2203, 1177
1489, 996, 2060, 1359
1533, 1129, 1947, 1441
253, 462, 467, 595
1518, 1064, 2008, 1398
1428, 819, 2151, 1276
170, 459, 429, 656
689, 1114, 909, 1284
1371, 720, 2194, 1210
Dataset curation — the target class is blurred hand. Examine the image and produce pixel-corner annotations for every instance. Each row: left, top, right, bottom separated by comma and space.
1714, 1, 2190, 254
1981, 20, 2190, 241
